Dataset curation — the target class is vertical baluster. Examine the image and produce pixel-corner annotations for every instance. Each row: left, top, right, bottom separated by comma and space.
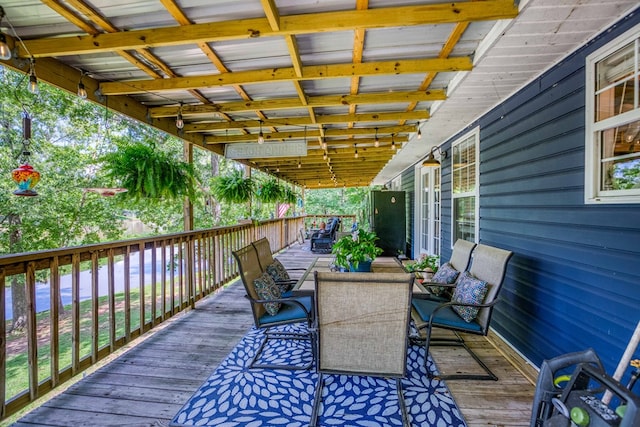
71, 253, 80, 375
91, 251, 99, 363
49, 257, 60, 388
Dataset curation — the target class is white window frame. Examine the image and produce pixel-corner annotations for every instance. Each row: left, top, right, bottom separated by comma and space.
585, 24, 640, 204
451, 128, 480, 245
415, 164, 441, 257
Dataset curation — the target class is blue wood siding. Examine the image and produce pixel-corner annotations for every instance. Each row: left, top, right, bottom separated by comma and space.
401, 169, 415, 257
414, 10, 640, 378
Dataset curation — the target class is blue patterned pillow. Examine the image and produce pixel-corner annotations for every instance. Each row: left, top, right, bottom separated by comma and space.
451, 271, 488, 322
253, 272, 281, 316
428, 262, 460, 296
266, 259, 291, 281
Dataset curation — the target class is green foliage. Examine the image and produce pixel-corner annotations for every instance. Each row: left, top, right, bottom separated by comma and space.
304, 187, 379, 227
405, 253, 439, 273
0, 67, 127, 253
332, 228, 383, 269
256, 177, 284, 203
101, 143, 196, 202
282, 186, 298, 204
211, 169, 254, 203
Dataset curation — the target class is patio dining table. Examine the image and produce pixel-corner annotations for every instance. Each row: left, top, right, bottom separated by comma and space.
291, 256, 427, 296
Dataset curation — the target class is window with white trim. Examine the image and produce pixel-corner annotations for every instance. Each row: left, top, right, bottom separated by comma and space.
585, 25, 640, 203
419, 166, 441, 257
452, 129, 479, 244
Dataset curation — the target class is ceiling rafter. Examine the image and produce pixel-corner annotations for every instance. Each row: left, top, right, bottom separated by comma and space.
18, 1, 519, 57
204, 125, 416, 144
183, 111, 430, 132
149, 90, 446, 117
99, 57, 471, 95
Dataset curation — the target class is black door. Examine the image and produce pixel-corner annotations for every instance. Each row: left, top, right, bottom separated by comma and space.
370, 190, 406, 257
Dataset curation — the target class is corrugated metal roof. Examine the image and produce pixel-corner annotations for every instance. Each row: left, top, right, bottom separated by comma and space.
0, 0, 637, 187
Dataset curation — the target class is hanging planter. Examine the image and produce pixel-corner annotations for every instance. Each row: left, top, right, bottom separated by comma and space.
256, 177, 284, 203
282, 186, 298, 204
101, 143, 195, 201
211, 169, 254, 204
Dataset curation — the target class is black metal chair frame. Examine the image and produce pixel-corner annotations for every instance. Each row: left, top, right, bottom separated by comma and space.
412, 243, 513, 381
232, 244, 314, 371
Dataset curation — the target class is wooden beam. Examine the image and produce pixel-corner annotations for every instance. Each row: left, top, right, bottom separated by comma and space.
19, 1, 518, 57
204, 125, 416, 144
99, 57, 470, 94
150, 90, 445, 117
183, 111, 430, 132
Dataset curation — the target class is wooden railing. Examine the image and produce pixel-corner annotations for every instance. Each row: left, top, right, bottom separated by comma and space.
0, 216, 305, 420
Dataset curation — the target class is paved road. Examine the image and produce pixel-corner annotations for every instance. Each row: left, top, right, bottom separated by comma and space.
3, 248, 174, 320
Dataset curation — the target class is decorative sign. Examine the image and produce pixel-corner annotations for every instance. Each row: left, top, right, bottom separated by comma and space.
225, 141, 307, 159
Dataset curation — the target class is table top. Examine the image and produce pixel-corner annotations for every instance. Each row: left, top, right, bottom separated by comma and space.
292, 256, 426, 295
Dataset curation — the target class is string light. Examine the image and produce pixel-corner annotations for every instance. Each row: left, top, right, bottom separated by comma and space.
417, 126, 422, 139
354, 145, 358, 158
374, 127, 379, 148
0, 7, 11, 60
77, 71, 87, 99
391, 134, 396, 151
258, 120, 264, 144
175, 102, 184, 129
27, 59, 38, 94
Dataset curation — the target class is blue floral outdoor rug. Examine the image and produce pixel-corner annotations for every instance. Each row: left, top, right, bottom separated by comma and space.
170, 323, 466, 427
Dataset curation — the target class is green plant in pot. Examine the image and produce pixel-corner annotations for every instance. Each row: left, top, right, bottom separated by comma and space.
332, 228, 383, 272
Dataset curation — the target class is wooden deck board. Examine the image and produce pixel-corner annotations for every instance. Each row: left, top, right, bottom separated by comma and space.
10, 242, 536, 426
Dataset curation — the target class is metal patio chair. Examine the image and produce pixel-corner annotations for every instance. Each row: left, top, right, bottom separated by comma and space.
310, 271, 414, 427
253, 237, 307, 284
413, 239, 476, 300
232, 244, 314, 370
412, 243, 513, 380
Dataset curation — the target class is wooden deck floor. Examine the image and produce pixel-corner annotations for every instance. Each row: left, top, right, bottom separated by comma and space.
10, 242, 536, 427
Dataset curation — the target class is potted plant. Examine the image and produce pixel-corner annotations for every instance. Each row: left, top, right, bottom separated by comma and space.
101, 143, 195, 202
332, 228, 383, 272
405, 253, 439, 273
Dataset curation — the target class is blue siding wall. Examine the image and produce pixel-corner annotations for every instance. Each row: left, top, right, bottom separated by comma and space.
431, 11, 640, 378
401, 168, 415, 257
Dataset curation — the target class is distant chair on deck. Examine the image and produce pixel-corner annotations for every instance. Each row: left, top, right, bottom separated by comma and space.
310, 217, 340, 253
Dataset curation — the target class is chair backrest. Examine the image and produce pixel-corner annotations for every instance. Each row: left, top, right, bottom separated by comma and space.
232, 244, 267, 324
467, 243, 513, 331
449, 239, 476, 272
252, 237, 275, 272
314, 271, 414, 378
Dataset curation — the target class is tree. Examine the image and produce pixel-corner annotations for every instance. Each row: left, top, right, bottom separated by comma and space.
0, 67, 129, 329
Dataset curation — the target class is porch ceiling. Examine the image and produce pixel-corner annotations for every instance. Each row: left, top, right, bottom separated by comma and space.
0, 0, 636, 188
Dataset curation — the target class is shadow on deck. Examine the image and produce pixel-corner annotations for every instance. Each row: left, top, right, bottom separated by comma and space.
11, 241, 536, 426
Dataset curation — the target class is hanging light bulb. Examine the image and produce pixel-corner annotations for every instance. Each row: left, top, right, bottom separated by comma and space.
0, 7, 11, 61
298, 160, 301, 168
374, 127, 379, 148
175, 103, 184, 129
391, 134, 396, 151
323, 152, 327, 160
28, 59, 38, 94
354, 146, 358, 158
257, 120, 264, 144
77, 72, 87, 99
418, 127, 422, 139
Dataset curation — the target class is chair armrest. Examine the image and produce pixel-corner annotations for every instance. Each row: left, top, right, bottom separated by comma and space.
427, 298, 500, 323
